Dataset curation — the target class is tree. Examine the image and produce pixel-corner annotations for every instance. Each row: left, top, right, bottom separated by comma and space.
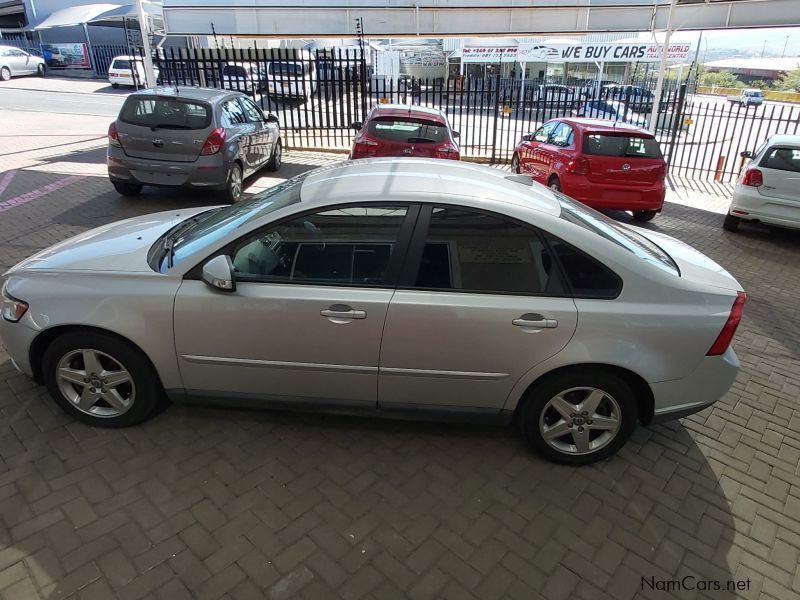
699, 70, 744, 88
775, 68, 800, 92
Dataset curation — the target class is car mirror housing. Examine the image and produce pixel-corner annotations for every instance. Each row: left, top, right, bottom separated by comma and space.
521, 134, 533, 142
351, 121, 363, 131
452, 131, 460, 139
202, 255, 236, 292
267, 113, 279, 124
740, 150, 753, 159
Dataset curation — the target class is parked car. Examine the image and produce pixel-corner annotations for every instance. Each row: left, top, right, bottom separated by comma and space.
511, 118, 667, 221
221, 62, 265, 94
108, 55, 160, 88
107, 87, 282, 202
727, 88, 764, 107
0, 158, 745, 465
349, 104, 460, 160
601, 84, 654, 113
724, 135, 800, 232
532, 84, 575, 106
265, 59, 317, 100
0, 45, 46, 81
573, 100, 648, 128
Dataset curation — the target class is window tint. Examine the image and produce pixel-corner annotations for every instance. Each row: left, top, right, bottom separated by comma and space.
239, 97, 264, 122
9, 49, 25, 57
269, 61, 304, 76
119, 97, 211, 130
583, 134, 662, 158
232, 206, 409, 286
367, 118, 448, 144
533, 121, 558, 142
221, 100, 247, 126
546, 235, 621, 299
550, 123, 573, 147
111, 59, 133, 70
414, 207, 564, 295
760, 147, 800, 173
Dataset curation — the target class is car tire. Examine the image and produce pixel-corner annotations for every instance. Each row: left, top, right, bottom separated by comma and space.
42, 330, 163, 428
222, 163, 243, 203
266, 139, 282, 172
633, 210, 658, 222
511, 153, 521, 174
519, 368, 638, 465
37, 63, 46, 77
548, 177, 562, 192
723, 213, 741, 232
112, 181, 143, 196
0, 67, 10, 82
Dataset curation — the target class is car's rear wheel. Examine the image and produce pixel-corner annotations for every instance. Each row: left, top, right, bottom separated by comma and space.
266, 139, 282, 172
222, 163, 243, 203
519, 368, 638, 465
511, 153, 520, 174
111, 83, 119, 89
112, 181, 142, 196
0, 67, 11, 82
633, 209, 657, 222
548, 177, 562, 192
37, 63, 46, 77
42, 331, 163, 428
723, 214, 741, 232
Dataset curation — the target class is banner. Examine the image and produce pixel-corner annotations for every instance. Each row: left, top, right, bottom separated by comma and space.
517, 42, 691, 63
41, 43, 91, 69
461, 46, 518, 63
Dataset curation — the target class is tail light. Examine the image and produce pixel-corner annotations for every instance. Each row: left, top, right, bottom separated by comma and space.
108, 122, 121, 148
201, 128, 226, 155
707, 291, 746, 356
566, 157, 590, 175
353, 139, 379, 157
436, 145, 460, 159
742, 168, 763, 187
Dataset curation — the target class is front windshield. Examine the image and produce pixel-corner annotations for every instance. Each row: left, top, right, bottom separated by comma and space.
556, 192, 679, 275
157, 175, 305, 272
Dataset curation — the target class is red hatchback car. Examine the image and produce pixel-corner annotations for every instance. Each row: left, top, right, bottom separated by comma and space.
350, 104, 460, 160
512, 118, 667, 221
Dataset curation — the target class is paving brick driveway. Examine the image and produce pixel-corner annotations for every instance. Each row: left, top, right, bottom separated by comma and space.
0, 125, 799, 600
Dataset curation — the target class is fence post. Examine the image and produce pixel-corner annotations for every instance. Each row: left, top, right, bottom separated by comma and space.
666, 82, 688, 169
490, 72, 501, 164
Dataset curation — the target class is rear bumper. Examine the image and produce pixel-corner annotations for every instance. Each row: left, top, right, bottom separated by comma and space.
729, 187, 800, 230
563, 177, 666, 211
648, 346, 739, 424
107, 147, 229, 190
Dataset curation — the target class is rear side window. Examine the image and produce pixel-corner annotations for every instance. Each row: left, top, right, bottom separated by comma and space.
119, 97, 211, 130
221, 99, 248, 126
413, 207, 565, 295
269, 62, 304, 76
546, 235, 621, 299
583, 134, 662, 159
367, 118, 448, 144
760, 147, 800, 173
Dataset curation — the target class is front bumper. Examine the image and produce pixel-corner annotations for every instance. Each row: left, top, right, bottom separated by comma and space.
0, 312, 38, 379
108, 148, 228, 190
648, 346, 739, 424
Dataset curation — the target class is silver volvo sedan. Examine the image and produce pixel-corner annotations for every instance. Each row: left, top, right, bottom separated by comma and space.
0, 159, 745, 464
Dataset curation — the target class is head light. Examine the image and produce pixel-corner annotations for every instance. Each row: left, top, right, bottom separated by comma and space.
1, 280, 28, 323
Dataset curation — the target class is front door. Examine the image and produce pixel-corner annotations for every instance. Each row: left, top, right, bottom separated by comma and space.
378, 205, 578, 412
174, 203, 415, 407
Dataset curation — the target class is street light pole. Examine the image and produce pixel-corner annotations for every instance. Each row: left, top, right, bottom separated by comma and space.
135, 0, 157, 88
761, 40, 767, 58
782, 35, 790, 58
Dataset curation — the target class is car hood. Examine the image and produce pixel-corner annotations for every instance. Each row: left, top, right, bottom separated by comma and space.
6, 207, 217, 274
636, 227, 743, 292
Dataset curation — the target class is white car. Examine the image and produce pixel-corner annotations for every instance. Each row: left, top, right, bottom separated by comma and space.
108, 55, 159, 88
573, 100, 647, 128
0, 45, 46, 81
724, 135, 800, 232
0, 159, 745, 465
221, 62, 265, 93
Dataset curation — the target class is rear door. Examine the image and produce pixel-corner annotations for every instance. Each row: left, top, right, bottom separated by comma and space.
757, 146, 800, 215
115, 96, 214, 162
582, 132, 665, 186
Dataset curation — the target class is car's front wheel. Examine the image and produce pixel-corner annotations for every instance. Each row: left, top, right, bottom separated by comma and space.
0, 67, 11, 82
42, 331, 163, 427
519, 368, 638, 465
723, 214, 741, 232
37, 63, 46, 77
266, 139, 282, 172
511, 153, 521, 174
633, 209, 658, 222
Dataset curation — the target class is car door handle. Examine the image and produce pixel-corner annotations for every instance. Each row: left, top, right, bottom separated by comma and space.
513, 313, 558, 328
321, 305, 367, 320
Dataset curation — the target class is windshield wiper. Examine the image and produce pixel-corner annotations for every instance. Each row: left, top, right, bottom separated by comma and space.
150, 124, 192, 131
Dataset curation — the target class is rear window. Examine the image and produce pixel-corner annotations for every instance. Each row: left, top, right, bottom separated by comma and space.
760, 147, 800, 173
119, 97, 212, 130
269, 62, 304, 76
583, 134, 662, 159
745, 90, 763, 97
557, 193, 679, 276
111, 59, 134, 70
367, 118, 448, 143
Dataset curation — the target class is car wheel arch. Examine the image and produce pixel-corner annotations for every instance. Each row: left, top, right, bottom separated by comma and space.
508, 363, 655, 427
29, 325, 164, 389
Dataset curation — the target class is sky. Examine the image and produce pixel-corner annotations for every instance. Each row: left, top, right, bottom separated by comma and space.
666, 27, 800, 56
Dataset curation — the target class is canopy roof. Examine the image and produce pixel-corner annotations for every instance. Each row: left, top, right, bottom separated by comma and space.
34, 1, 162, 30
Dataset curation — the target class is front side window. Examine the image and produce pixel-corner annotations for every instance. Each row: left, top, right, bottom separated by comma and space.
760, 147, 800, 173
549, 123, 574, 147
232, 205, 409, 286
413, 207, 564, 295
533, 121, 558, 143
239, 97, 264, 122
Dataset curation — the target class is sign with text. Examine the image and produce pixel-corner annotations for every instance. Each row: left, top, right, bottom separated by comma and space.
517, 42, 691, 63
461, 46, 518, 63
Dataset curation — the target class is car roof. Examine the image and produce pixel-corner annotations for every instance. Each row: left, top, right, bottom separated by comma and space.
111, 55, 143, 61
129, 86, 238, 102
559, 117, 652, 135
370, 104, 447, 123
299, 158, 561, 217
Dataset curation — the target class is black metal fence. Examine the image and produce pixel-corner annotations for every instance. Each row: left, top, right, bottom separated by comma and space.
150, 46, 798, 182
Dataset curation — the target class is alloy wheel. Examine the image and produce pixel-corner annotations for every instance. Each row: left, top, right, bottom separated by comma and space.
0, 68, 10, 82
56, 349, 135, 417
274, 143, 282, 169
230, 166, 242, 200
538, 386, 621, 456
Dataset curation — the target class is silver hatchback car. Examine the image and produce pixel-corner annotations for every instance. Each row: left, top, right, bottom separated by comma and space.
108, 87, 282, 202
0, 160, 745, 465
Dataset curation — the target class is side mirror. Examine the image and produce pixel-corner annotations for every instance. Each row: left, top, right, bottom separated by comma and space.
266, 113, 279, 124
521, 134, 533, 142
452, 131, 460, 139
351, 121, 363, 131
202, 255, 236, 292
740, 150, 753, 159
